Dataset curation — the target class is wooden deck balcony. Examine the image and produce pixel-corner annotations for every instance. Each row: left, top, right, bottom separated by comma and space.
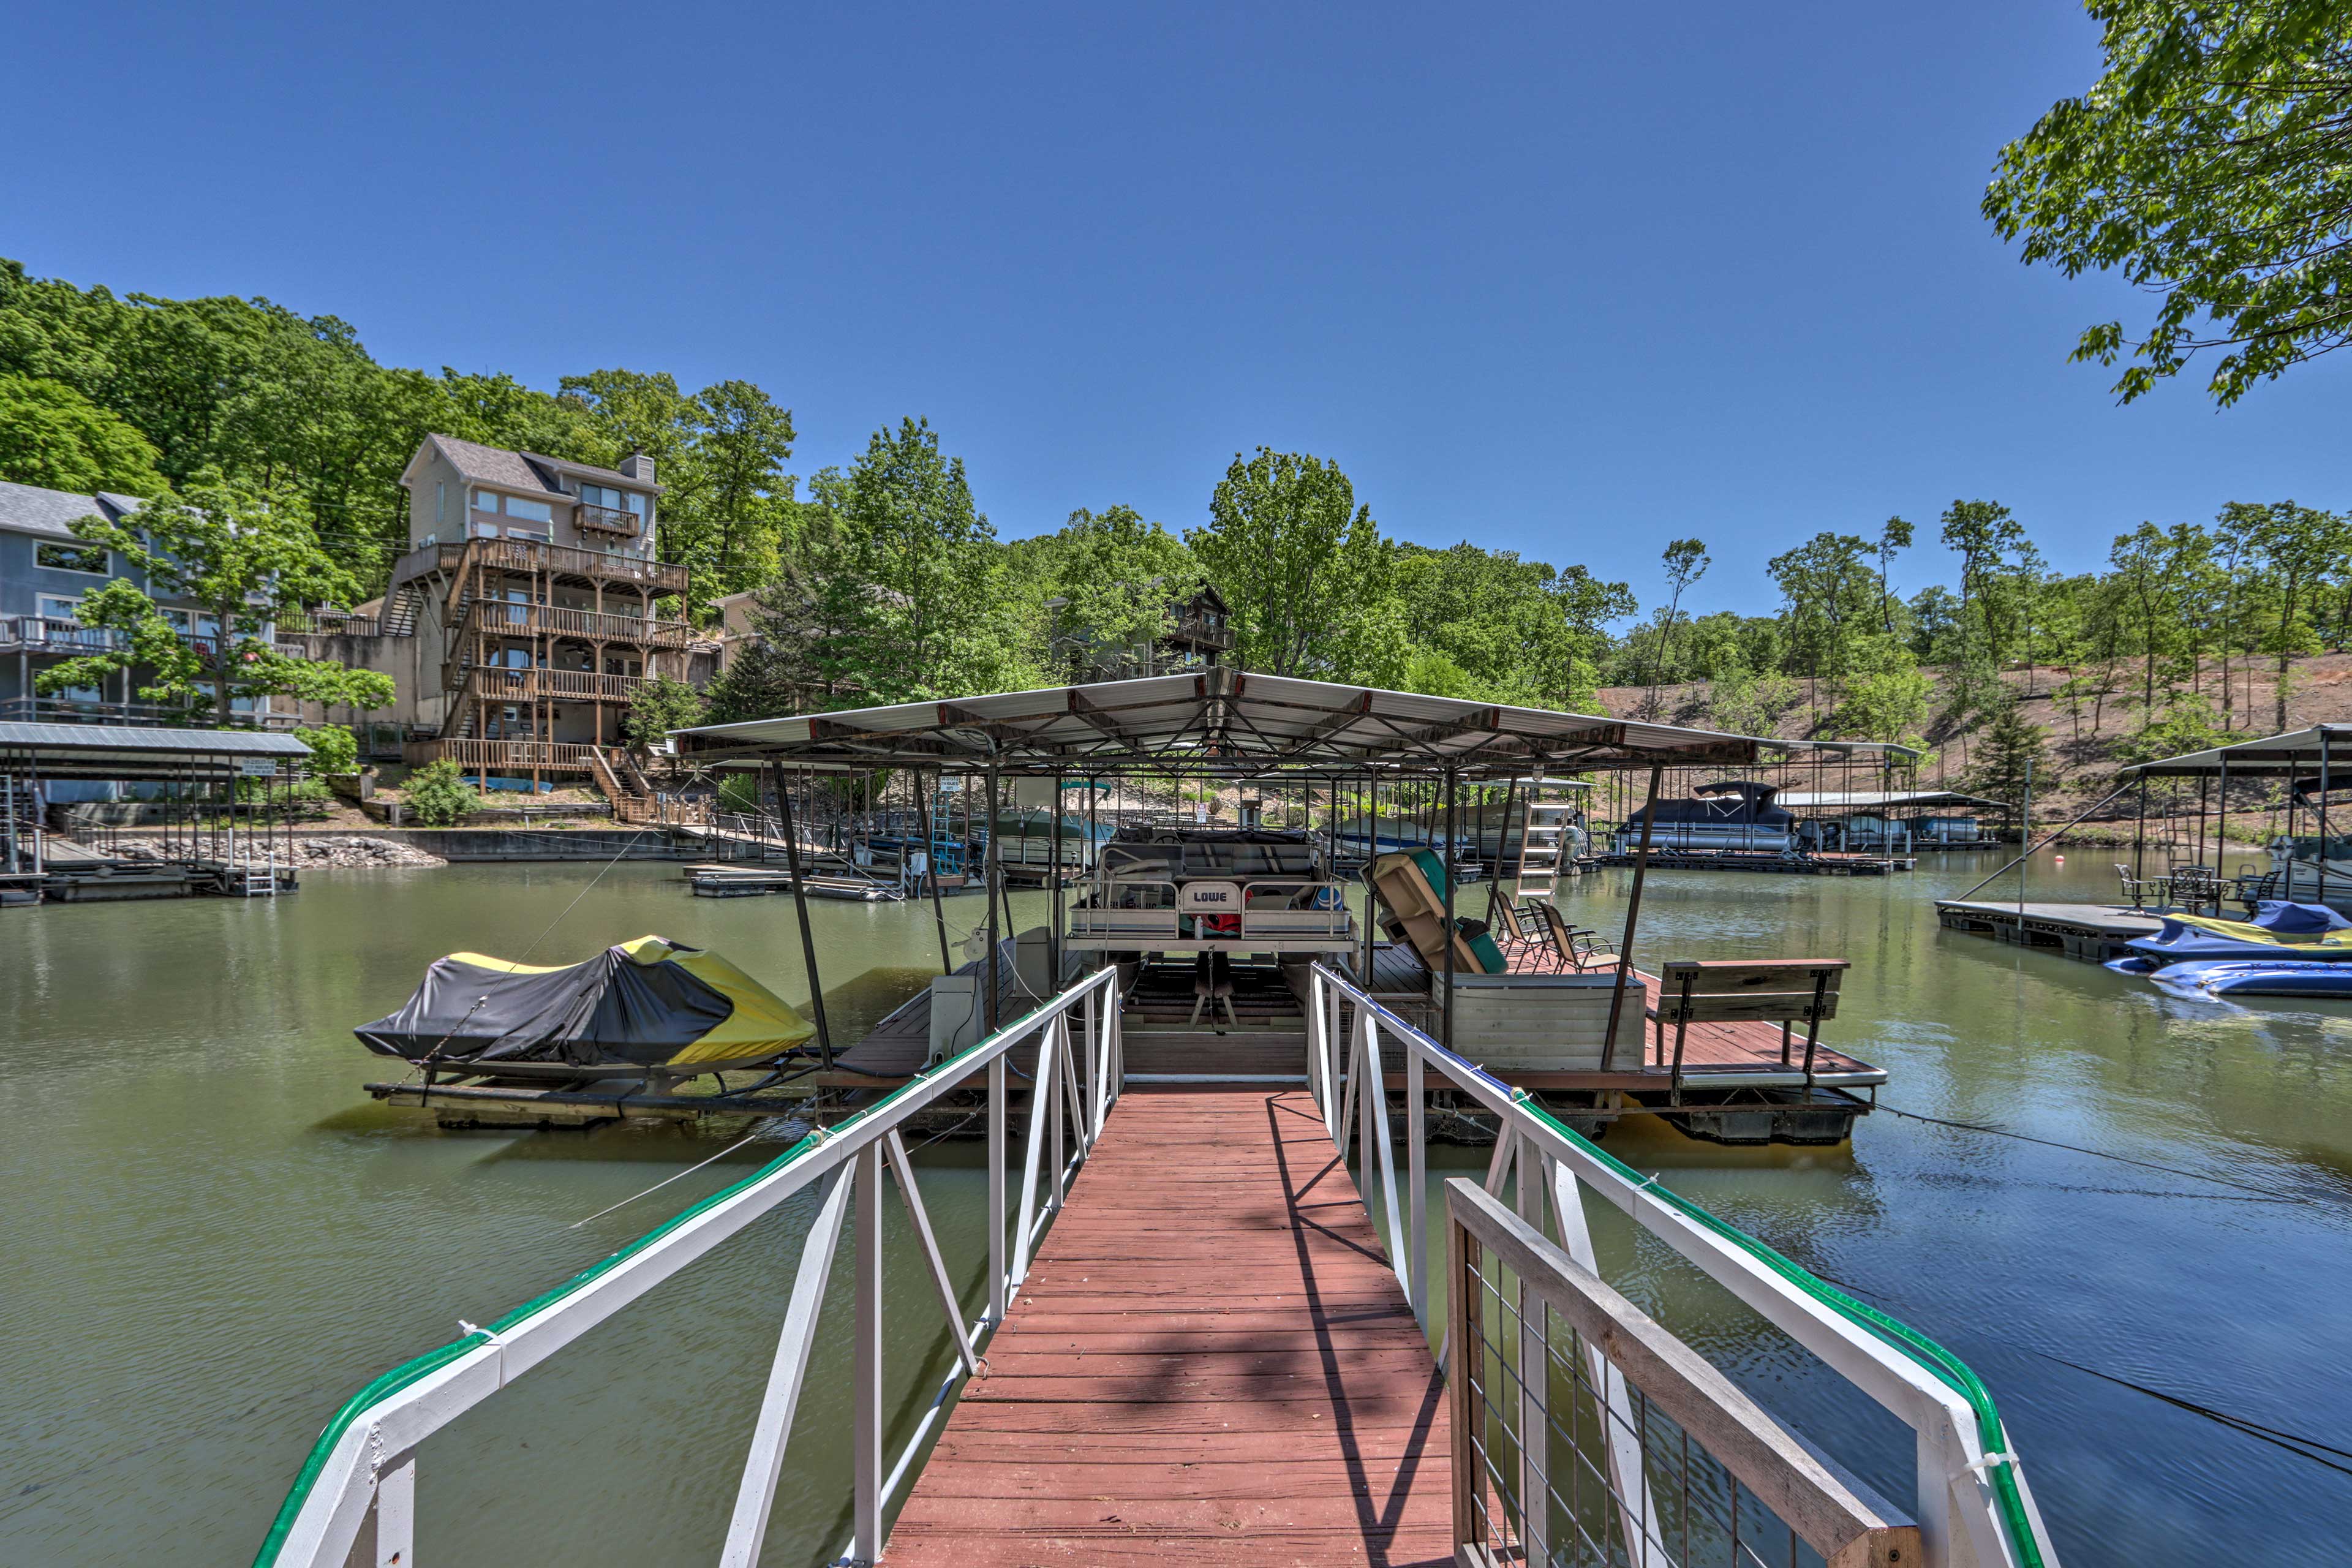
466, 666, 654, 704
390, 537, 689, 597
463, 600, 701, 650
573, 502, 643, 537
401, 738, 613, 772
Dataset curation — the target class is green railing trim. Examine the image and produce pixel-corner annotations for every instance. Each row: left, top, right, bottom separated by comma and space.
1513, 1093, 2046, 1568
252, 992, 1079, 1568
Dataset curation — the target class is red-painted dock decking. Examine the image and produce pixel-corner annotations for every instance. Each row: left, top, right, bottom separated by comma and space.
886, 1086, 1453, 1566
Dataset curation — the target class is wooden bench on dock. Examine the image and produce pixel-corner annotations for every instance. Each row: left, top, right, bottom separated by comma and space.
1656, 959, 1846, 1101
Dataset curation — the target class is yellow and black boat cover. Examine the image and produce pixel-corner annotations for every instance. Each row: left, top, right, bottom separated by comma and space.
355, 935, 814, 1072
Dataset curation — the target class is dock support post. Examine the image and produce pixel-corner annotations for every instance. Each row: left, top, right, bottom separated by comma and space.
366, 1453, 413, 1568
774, 764, 834, 1071
719, 1167, 851, 1568
1441, 767, 1458, 1054
2322, 733, 2334, 907
851, 1142, 884, 1566
1406, 1035, 1426, 1325
984, 763, 1001, 1031
1605, 763, 1664, 1052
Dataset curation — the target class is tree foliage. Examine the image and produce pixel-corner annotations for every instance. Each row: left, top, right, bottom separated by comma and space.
1189, 449, 1399, 682
1986, 0, 2352, 404
0, 372, 167, 495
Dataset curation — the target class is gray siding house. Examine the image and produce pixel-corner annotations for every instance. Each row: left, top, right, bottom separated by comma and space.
0, 480, 281, 725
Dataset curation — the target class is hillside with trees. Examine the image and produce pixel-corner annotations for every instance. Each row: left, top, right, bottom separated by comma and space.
6, 254, 2350, 805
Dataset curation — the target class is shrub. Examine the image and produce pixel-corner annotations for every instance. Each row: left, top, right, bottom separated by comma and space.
295, 724, 358, 775
404, 760, 478, 826
718, 771, 764, 815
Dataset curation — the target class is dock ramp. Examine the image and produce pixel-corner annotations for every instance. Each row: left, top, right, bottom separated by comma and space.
255, 966, 2059, 1568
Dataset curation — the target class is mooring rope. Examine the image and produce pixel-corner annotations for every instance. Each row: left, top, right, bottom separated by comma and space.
1875, 1102, 2305, 1203
566, 1126, 775, 1229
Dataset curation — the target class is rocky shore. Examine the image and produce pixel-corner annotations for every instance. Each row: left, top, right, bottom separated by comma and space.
110, 835, 447, 869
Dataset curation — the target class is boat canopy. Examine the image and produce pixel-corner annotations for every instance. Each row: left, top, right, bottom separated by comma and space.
669, 669, 1776, 778
1772, 789, 2007, 810
2122, 724, 2352, 778
355, 935, 815, 1072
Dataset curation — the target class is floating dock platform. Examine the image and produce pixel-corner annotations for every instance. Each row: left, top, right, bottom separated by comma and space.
1934, 899, 2163, 963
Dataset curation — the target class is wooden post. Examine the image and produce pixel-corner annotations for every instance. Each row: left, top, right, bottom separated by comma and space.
1604, 763, 1664, 1052
774, 763, 834, 1070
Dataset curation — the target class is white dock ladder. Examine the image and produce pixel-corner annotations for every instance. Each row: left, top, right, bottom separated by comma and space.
1514, 781, 1572, 899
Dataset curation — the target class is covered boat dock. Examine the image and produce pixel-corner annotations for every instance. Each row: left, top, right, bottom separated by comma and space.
0, 722, 313, 904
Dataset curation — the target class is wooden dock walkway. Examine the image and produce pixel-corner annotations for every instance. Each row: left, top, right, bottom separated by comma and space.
887, 1086, 1452, 1566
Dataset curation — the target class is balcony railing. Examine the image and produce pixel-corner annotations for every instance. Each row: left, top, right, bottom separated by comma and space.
467, 667, 654, 703
462, 600, 701, 650
0, 615, 125, 654
275, 608, 383, 638
573, 502, 643, 537
389, 537, 689, 597
1169, 609, 1234, 650
402, 738, 613, 771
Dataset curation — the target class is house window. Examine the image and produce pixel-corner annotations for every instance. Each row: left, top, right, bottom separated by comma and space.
437, 481, 447, 526
473, 489, 501, 513
505, 496, 553, 524
36, 541, 107, 575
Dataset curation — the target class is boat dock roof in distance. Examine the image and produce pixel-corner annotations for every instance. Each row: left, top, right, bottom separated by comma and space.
1773, 788, 2009, 811
0, 721, 313, 781
669, 668, 1779, 778
2122, 722, 2352, 777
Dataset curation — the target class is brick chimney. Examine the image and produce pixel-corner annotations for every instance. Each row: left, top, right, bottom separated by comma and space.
620, 450, 654, 483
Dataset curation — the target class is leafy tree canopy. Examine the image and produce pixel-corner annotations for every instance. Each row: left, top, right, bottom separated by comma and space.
1986, 0, 2352, 404
0, 373, 167, 495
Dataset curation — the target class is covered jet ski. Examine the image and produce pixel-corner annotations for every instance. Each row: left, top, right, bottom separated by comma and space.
2121, 900, 2352, 967
356, 935, 815, 1078
2145, 960, 2352, 1000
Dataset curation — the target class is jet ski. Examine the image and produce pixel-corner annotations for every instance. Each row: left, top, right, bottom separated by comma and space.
2146, 959, 2352, 1000
2122, 900, 2352, 966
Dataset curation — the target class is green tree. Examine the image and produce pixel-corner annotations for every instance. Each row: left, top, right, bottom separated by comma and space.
685, 379, 798, 610
1968, 695, 2051, 813
1188, 448, 1398, 681
622, 674, 709, 755
1017, 505, 1202, 681
807, 417, 1031, 703
0, 374, 167, 494
32, 469, 395, 725
1766, 531, 1876, 718
1645, 538, 1709, 710
295, 724, 358, 775
1986, 0, 2352, 404
2224, 499, 2348, 730
1874, 516, 1913, 636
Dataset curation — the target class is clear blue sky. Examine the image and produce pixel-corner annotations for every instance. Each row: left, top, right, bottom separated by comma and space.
9, 1, 2343, 621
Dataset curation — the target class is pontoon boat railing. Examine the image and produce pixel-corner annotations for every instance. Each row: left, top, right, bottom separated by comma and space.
253, 965, 1123, 1568
1302, 961, 2058, 1568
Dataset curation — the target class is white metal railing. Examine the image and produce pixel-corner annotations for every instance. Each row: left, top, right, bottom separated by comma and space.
254, 966, 1124, 1568
1068, 876, 1181, 939
1302, 961, 2059, 1568
1237, 878, 1352, 937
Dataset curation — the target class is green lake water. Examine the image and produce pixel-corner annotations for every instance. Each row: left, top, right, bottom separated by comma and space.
2, 851, 2348, 1566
